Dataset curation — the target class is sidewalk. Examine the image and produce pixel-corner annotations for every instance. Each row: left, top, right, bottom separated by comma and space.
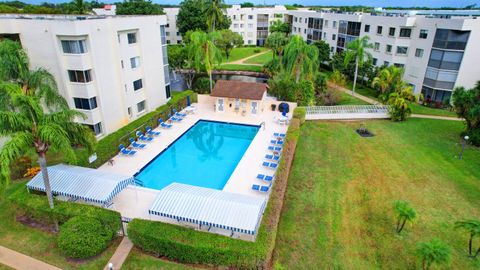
0, 246, 62, 270
103, 237, 133, 270
227, 50, 271, 66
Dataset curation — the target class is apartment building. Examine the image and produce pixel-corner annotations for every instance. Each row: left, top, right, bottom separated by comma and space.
227, 5, 288, 46
0, 14, 171, 137
164, 8, 182, 44
289, 10, 480, 102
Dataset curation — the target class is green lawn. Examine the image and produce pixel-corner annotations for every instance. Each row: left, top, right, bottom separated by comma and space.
273, 119, 480, 269
0, 264, 14, 270
0, 180, 120, 270
216, 64, 263, 72
338, 92, 371, 105
244, 50, 273, 65
410, 102, 458, 118
222, 47, 268, 63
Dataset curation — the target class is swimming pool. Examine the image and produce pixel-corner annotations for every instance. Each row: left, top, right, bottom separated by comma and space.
135, 120, 259, 190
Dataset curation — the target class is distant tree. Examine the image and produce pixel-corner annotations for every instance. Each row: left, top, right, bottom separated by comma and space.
215, 29, 243, 60
313, 40, 330, 64
177, 0, 230, 36
344, 36, 373, 94
455, 219, 480, 258
167, 45, 187, 71
116, 0, 163, 15
269, 20, 290, 35
240, 2, 254, 7
416, 239, 451, 270
393, 200, 417, 233
0, 4, 19, 13
282, 35, 319, 83
265, 32, 288, 59
452, 82, 480, 146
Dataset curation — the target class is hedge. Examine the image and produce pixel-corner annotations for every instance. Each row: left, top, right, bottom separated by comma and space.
293, 107, 306, 124
7, 183, 121, 234
77, 91, 198, 168
128, 114, 302, 269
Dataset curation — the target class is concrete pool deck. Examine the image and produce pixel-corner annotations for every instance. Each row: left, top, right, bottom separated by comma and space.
99, 95, 294, 222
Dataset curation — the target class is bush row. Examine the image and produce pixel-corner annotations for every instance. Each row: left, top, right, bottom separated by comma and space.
7, 183, 121, 234
77, 91, 198, 168
128, 113, 302, 269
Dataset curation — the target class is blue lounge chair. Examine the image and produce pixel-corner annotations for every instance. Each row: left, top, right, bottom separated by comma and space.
260, 185, 270, 192
146, 126, 161, 136
136, 131, 153, 142
267, 146, 282, 152
262, 161, 278, 169
129, 138, 146, 149
158, 119, 172, 128
173, 109, 187, 117
273, 132, 286, 138
265, 154, 280, 161
270, 139, 284, 145
118, 145, 136, 156
252, 184, 260, 191
168, 114, 183, 122
257, 174, 274, 182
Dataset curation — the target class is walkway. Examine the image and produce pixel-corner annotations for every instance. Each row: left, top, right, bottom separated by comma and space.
0, 245, 62, 270
227, 50, 271, 66
103, 237, 134, 270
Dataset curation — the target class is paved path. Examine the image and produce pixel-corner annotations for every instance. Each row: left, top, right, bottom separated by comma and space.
330, 82, 463, 121
0, 245, 62, 270
103, 237, 133, 270
227, 50, 271, 66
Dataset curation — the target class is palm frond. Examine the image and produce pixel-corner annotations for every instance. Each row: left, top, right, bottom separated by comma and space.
0, 131, 34, 184
0, 111, 32, 135
36, 122, 77, 162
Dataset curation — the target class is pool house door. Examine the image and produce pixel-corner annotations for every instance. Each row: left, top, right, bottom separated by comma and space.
251, 101, 258, 115
217, 98, 225, 112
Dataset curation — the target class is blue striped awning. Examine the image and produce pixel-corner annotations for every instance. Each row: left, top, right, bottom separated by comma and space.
149, 183, 266, 235
26, 164, 134, 205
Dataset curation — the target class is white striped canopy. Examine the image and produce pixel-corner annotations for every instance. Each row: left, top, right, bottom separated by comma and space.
149, 183, 266, 235
26, 164, 134, 205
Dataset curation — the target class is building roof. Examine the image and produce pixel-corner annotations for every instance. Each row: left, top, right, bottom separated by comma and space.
211, 80, 268, 100
26, 164, 134, 205
149, 183, 266, 235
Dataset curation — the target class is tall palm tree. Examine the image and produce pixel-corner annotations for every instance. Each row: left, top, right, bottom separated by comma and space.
187, 31, 222, 93
372, 65, 405, 102
205, 0, 225, 32
344, 36, 373, 95
393, 200, 417, 233
455, 219, 480, 257
416, 239, 451, 270
282, 35, 319, 83
0, 85, 96, 209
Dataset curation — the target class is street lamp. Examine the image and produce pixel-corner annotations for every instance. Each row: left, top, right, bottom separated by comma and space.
107, 262, 114, 270
459, 135, 469, 160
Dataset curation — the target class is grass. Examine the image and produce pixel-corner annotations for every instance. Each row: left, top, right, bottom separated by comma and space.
0, 180, 120, 270
222, 47, 268, 63
216, 64, 263, 72
244, 50, 273, 65
122, 249, 198, 269
410, 102, 458, 118
273, 119, 480, 269
338, 92, 371, 105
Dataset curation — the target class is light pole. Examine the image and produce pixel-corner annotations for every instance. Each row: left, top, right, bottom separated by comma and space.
459, 135, 469, 160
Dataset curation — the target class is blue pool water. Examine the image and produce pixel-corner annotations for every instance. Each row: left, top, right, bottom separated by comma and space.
135, 120, 259, 190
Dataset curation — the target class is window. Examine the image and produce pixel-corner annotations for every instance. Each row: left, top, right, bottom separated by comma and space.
234, 24, 239, 29
68, 70, 92, 83
73, 97, 97, 110
400, 28, 412, 38
396, 46, 408, 55
374, 42, 380, 51
384, 61, 390, 66
130, 56, 140, 69
160, 25, 166, 44
61, 40, 87, 54
373, 58, 378, 65
333, 21, 337, 28
332, 34, 336, 40
137, 100, 146, 113
166, 40, 171, 44
324, 20, 328, 27
389, 27, 396, 36
364, 24, 370, 32
428, 49, 464, 70
415, 48, 424, 58
248, 23, 253, 28
165, 84, 171, 98
323, 32, 326, 39
166, 32, 170, 36
419, 29, 428, 39
386, 44, 392, 53
294, 17, 297, 22
377, 26, 383, 34
240, 24, 244, 28
133, 79, 143, 91
127, 33, 137, 44
127, 107, 132, 117
248, 15, 253, 19
177, 32, 180, 36
121, 60, 124, 69
86, 122, 102, 135
394, 63, 405, 68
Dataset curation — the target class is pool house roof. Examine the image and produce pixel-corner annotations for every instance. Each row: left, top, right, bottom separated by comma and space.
149, 183, 267, 235
26, 164, 134, 205
211, 80, 268, 100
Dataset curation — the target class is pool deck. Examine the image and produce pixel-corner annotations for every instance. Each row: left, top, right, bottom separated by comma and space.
100, 95, 293, 221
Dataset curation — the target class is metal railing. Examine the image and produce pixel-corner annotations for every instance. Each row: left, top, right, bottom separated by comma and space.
304, 105, 390, 120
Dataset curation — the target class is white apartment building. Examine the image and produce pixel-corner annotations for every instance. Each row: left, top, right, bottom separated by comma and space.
0, 14, 171, 137
227, 5, 288, 46
163, 8, 182, 44
289, 10, 480, 102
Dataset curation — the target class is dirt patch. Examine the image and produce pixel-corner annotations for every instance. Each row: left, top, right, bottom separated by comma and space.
16, 215, 56, 234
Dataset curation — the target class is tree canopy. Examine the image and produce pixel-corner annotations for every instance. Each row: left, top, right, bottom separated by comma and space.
453, 82, 480, 146
240, 2, 254, 7
215, 29, 243, 60
177, 0, 231, 36
116, 0, 164, 15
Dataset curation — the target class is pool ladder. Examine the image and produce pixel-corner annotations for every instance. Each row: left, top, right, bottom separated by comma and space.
260, 121, 266, 131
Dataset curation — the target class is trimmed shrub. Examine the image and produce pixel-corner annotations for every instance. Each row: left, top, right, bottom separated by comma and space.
129, 116, 302, 269
7, 184, 121, 233
293, 107, 306, 125
58, 216, 113, 259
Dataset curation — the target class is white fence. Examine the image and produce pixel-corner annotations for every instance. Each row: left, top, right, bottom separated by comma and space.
305, 105, 390, 120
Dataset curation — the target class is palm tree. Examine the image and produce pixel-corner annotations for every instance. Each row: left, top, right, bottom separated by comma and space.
265, 32, 288, 60
371, 65, 405, 102
455, 219, 480, 257
388, 86, 415, 122
282, 35, 319, 83
416, 239, 451, 270
344, 36, 373, 95
0, 85, 96, 209
393, 200, 417, 233
187, 31, 222, 93
205, 0, 225, 32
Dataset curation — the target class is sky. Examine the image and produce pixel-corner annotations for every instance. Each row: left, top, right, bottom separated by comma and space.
21, 0, 480, 8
